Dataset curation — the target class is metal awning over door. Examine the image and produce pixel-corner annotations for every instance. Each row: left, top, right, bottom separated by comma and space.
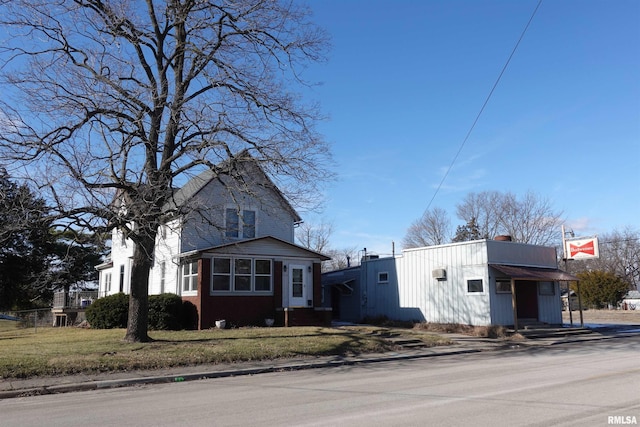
490, 264, 578, 282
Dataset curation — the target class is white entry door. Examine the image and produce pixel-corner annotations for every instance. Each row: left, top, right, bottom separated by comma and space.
289, 265, 308, 307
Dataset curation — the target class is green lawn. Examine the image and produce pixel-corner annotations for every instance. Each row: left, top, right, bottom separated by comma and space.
0, 326, 451, 379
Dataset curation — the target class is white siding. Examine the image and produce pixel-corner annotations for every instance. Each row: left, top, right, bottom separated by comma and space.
360, 241, 494, 325
106, 228, 134, 296
538, 282, 562, 324
149, 219, 182, 295
179, 176, 296, 252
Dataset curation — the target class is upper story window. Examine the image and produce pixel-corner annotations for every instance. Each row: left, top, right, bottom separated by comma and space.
378, 272, 389, 284
225, 208, 256, 239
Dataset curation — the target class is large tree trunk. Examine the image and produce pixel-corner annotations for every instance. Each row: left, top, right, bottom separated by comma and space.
124, 234, 155, 343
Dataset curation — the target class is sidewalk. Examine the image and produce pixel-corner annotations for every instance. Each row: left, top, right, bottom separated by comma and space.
1, 327, 635, 400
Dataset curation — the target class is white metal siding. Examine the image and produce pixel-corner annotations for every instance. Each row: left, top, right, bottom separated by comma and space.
538, 282, 562, 324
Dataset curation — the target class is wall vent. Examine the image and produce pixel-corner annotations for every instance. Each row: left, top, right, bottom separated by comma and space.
432, 268, 447, 281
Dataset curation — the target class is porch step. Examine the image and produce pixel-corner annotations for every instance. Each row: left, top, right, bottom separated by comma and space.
369, 329, 429, 349
387, 337, 428, 348
517, 327, 593, 339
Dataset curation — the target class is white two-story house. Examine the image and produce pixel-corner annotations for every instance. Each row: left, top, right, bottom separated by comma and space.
96, 154, 330, 329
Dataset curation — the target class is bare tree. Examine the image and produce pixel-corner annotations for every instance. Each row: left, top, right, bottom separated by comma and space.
0, 0, 331, 342
455, 191, 503, 241
296, 220, 334, 255
402, 207, 451, 249
323, 246, 360, 272
456, 190, 563, 245
571, 227, 640, 290
295, 221, 358, 272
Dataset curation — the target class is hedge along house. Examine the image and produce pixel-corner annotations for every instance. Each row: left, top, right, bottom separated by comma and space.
96, 153, 331, 329
322, 238, 579, 331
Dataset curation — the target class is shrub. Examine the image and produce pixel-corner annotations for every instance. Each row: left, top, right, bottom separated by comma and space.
86, 292, 197, 330
573, 270, 630, 309
86, 293, 129, 329
148, 293, 184, 330
181, 300, 199, 330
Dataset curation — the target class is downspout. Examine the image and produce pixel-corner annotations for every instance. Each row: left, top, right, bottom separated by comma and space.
511, 278, 518, 332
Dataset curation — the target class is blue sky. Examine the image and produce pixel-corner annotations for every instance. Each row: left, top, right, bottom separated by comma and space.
299, 0, 640, 255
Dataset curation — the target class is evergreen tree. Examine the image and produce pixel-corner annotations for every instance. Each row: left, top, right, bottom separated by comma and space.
451, 217, 485, 243
0, 169, 54, 310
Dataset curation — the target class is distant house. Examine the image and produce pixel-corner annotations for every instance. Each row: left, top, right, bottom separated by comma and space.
322, 239, 578, 330
96, 154, 330, 328
621, 290, 640, 310
561, 289, 580, 311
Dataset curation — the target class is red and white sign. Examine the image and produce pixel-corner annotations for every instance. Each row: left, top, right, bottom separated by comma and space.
565, 236, 600, 260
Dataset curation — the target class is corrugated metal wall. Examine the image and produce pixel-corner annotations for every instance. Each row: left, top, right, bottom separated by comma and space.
361, 241, 494, 325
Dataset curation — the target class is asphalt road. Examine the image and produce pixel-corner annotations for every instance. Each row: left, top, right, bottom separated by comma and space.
3, 336, 639, 427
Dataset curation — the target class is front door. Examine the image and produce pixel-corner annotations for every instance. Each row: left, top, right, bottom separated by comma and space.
289, 265, 307, 307
515, 280, 539, 320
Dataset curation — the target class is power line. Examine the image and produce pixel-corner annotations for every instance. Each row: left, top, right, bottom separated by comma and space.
423, 0, 543, 213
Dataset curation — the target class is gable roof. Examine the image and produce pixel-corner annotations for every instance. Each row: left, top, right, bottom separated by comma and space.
179, 235, 330, 261
163, 152, 302, 222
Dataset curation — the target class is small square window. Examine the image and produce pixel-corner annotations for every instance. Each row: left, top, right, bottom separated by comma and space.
467, 279, 483, 293
539, 281, 555, 296
378, 272, 389, 284
496, 279, 512, 294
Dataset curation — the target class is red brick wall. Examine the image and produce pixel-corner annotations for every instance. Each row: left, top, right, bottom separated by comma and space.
182, 259, 326, 329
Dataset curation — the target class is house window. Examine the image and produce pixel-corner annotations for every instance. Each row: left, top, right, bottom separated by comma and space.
378, 272, 389, 284
119, 265, 125, 293
212, 258, 231, 291
182, 260, 198, 293
160, 262, 166, 294
225, 208, 256, 238
496, 279, 511, 294
211, 257, 272, 293
467, 279, 483, 293
255, 259, 272, 291
243, 210, 256, 238
225, 209, 239, 238
234, 258, 252, 291
104, 272, 112, 292
539, 281, 555, 296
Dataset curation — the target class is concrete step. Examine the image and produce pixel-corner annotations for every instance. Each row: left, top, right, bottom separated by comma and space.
517, 327, 593, 339
386, 337, 428, 348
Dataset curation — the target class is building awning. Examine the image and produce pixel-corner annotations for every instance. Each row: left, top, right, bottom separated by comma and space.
490, 264, 579, 281
330, 279, 355, 296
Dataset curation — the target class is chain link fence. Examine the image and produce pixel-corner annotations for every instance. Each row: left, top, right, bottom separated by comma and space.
0, 309, 55, 336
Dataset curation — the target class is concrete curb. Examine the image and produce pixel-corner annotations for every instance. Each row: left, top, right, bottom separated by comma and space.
0, 348, 483, 400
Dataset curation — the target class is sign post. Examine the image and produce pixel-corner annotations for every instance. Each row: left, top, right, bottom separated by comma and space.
562, 230, 599, 328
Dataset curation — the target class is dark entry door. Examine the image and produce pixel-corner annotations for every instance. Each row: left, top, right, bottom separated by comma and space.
515, 281, 538, 320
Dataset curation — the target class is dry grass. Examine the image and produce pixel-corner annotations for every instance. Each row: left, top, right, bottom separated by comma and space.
413, 322, 513, 339
562, 308, 640, 325
0, 325, 451, 379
